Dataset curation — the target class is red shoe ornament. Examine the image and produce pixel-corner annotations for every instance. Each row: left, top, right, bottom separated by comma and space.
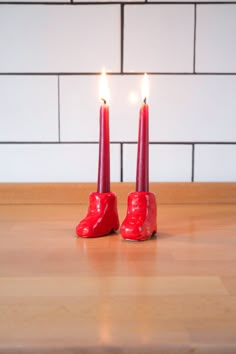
120, 191, 157, 241
76, 192, 119, 238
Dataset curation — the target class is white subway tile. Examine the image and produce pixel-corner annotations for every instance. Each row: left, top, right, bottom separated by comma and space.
123, 144, 192, 182
0, 144, 120, 182
195, 145, 236, 182
0, 6, 120, 73
60, 75, 236, 143
0, 76, 58, 142
196, 5, 236, 73
149, 75, 236, 142
124, 5, 194, 73
148, 75, 236, 142
60, 76, 100, 142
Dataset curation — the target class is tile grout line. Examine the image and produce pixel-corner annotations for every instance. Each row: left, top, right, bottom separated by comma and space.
193, 4, 197, 74
1, 72, 236, 76
120, 143, 123, 182
191, 143, 195, 182
0, 142, 236, 145
57, 75, 61, 143
1, 1, 236, 4
120, 4, 124, 74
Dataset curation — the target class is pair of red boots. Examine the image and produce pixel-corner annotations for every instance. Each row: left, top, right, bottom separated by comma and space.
76, 191, 157, 241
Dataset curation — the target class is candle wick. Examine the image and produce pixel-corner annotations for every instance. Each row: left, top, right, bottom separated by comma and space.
143, 97, 147, 104
101, 98, 107, 105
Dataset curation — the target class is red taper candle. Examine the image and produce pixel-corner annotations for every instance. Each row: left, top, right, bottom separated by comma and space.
136, 73, 149, 192
97, 70, 110, 193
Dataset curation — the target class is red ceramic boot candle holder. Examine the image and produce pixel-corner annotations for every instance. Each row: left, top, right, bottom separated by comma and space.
121, 74, 157, 241
76, 70, 120, 238
76, 191, 119, 238
120, 191, 157, 241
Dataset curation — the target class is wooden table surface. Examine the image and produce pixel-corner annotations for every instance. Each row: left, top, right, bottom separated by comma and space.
1, 199, 236, 353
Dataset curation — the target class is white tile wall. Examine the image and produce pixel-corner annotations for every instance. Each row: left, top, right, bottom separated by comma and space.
60, 75, 236, 143
0, 6, 120, 73
195, 145, 236, 182
0, 144, 120, 182
123, 144, 192, 182
124, 5, 194, 73
0, 2, 236, 183
0, 76, 58, 142
196, 5, 236, 73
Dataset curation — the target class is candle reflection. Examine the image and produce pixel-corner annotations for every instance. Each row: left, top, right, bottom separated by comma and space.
129, 91, 138, 104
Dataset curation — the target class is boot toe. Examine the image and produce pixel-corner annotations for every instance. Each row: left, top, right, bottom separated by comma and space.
120, 222, 143, 241
120, 217, 155, 241
76, 217, 97, 237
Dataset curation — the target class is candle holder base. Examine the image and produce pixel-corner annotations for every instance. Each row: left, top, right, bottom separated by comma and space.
120, 191, 157, 242
76, 192, 119, 238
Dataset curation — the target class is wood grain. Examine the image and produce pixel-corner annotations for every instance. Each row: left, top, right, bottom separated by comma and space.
0, 202, 236, 353
0, 182, 236, 205
0, 276, 227, 297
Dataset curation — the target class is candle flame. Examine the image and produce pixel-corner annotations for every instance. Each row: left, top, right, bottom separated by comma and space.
99, 69, 109, 104
141, 73, 149, 104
